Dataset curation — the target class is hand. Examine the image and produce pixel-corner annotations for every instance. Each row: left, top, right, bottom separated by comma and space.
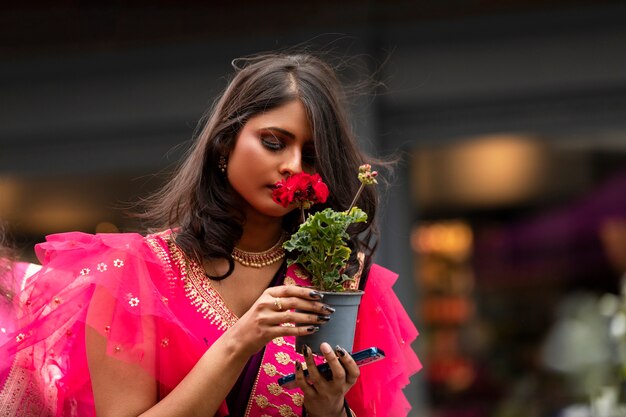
227, 285, 333, 357
295, 342, 359, 417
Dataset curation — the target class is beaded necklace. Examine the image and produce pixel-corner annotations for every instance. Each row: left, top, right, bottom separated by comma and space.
231, 233, 287, 268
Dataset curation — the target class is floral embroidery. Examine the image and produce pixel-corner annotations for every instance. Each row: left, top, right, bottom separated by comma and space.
104, 325, 111, 333
273, 337, 286, 346
255, 395, 269, 408
161, 338, 169, 348
278, 404, 296, 416
97, 262, 107, 272
268, 383, 283, 396
284, 276, 296, 286
113, 259, 124, 268
129, 297, 140, 307
291, 393, 304, 407
275, 352, 291, 365
293, 265, 310, 281
15, 333, 25, 343
114, 345, 121, 353
262, 363, 278, 377
80, 268, 90, 276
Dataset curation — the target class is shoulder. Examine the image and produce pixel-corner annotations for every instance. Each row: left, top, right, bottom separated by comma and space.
34, 231, 166, 269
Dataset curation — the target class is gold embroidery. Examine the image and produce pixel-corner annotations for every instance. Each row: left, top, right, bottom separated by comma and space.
279, 404, 296, 416
293, 265, 310, 281
280, 389, 306, 409
147, 232, 238, 331
291, 393, 304, 407
273, 337, 286, 346
346, 251, 365, 290
268, 382, 283, 396
275, 352, 291, 365
262, 363, 278, 377
145, 231, 180, 294
284, 276, 296, 286
0, 353, 57, 416
255, 395, 270, 408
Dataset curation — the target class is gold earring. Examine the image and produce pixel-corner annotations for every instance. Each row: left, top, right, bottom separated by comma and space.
218, 155, 228, 173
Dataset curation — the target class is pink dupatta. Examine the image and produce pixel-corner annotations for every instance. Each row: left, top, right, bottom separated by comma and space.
0, 231, 420, 416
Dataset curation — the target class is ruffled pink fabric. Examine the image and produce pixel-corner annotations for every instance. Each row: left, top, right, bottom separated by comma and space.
347, 264, 422, 416
1, 232, 208, 416
0, 232, 421, 416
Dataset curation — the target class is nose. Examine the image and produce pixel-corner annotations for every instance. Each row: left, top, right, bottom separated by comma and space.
279, 149, 303, 176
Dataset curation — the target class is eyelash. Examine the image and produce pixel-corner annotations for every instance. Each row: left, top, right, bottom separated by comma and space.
261, 135, 316, 167
261, 136, 284, 151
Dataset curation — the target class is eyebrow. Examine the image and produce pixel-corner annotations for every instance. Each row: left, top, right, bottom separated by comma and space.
264, 127, 296, 139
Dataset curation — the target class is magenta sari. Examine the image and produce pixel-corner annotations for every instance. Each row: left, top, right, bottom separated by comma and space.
0, 231, 420, 416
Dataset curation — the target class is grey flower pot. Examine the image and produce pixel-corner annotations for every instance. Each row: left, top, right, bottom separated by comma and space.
296, 290, 364, 355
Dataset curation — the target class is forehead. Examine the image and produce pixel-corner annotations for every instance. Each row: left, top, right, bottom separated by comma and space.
245, 100, 312, 140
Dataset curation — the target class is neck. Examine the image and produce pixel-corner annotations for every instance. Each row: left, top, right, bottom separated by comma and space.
237, 215, 284, 252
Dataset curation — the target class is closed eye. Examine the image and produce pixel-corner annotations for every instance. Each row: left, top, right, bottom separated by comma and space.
261, 135, 284, 151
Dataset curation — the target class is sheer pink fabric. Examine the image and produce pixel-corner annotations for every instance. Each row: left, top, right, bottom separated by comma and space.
347, 264, 422, 416
0, 232, 420, 416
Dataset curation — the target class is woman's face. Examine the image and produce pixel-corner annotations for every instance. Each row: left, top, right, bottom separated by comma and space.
227, 99, 316, 219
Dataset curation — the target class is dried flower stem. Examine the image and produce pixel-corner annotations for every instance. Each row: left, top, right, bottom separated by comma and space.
346, 183, 365, 214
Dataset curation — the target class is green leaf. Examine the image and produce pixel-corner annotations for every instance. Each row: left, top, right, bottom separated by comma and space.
283, 206, 368, 292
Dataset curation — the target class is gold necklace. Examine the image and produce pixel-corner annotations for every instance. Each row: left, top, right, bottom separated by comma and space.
231, 233, 287, 268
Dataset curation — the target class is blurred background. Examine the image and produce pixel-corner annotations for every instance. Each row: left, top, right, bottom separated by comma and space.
2, 1, 626, 416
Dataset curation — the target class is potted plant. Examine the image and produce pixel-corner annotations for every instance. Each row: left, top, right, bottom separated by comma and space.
272, 164, 378, 354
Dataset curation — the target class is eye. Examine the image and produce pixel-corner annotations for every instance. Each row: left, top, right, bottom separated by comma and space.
261, 135, 284, 151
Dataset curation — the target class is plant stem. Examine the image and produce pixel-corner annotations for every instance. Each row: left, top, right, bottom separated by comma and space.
300, 206, 305, 223
346, 183, 365, 214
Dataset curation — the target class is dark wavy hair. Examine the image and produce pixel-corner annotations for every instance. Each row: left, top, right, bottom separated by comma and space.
0, 224, 15, 303
141, 52, 380, 281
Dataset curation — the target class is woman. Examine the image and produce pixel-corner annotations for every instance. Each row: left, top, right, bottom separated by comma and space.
0, 52, 420, 416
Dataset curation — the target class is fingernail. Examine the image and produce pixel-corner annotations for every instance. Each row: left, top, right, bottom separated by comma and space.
295, 360, 302, 371
320, 343, 333, 354
309, 290, 323, 299
335, 345, 346, 357
305, 326, 319, 334
317, 315, 331, 322
322, 305, 336, 313
302, 344, 310, 357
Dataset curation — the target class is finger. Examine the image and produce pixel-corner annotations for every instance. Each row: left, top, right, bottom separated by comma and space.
268, 324, 320, 339
265, 294, 334, 316
320, 342, 345, 383
301, 344, 323, 387
268, 285, 325, 302
335, 345, 360, 385
293, 360, 317, 395
269, 310, 331, 326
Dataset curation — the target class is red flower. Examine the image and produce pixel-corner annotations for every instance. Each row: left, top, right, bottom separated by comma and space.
272, 173, 329, 208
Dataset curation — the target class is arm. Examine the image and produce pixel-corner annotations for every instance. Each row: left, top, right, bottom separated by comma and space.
86, 284, 337, 417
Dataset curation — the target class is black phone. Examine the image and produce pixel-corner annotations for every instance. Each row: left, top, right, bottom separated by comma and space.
277, 347, 385, 389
